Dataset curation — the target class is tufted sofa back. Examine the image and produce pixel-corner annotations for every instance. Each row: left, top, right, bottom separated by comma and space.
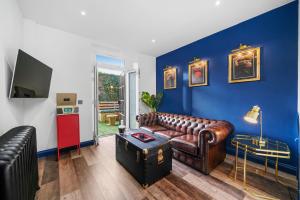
157, 113, 219, 135
139, 112, 158, 126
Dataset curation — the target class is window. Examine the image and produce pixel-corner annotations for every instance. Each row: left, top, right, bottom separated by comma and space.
96, 55, 124, 66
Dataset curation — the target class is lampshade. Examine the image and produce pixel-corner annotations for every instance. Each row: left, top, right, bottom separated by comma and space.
244, 105, 260, 124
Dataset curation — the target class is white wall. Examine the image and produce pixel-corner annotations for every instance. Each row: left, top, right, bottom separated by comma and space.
138, 54, 157, 114
22, 20, 94, 151
22, 19, 156, 151
0, 0, 24, 134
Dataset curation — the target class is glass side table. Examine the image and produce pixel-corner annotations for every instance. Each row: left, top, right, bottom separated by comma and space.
231, 134, 290, 188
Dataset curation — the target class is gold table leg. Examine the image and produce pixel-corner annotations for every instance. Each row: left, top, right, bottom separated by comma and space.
275, 142, 279, 179
275, 157, 279, 178
265, 156, 268, 174
234, 142, 239, 180
243, 146, 247, 188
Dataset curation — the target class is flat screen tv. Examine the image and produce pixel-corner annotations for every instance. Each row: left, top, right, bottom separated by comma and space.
9, 50, 53, 98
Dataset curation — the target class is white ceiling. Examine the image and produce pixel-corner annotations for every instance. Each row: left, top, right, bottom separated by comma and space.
17, 0, 293, 57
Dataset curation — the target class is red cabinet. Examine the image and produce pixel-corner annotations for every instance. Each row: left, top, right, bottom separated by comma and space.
56, 114, 80, 159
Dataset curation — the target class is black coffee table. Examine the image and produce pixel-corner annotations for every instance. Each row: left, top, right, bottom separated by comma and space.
115, 129, 172, 188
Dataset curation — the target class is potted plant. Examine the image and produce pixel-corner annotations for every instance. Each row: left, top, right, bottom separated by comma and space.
141, 91, 163, 112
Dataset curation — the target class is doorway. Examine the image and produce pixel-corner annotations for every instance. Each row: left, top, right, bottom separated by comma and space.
97, 70, 121, 136
94, 54, 139, 142
94, 55, 125, 139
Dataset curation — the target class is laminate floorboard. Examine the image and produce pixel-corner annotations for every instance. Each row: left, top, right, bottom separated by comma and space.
72, 157, 106, 200
36, 135, 298, 200
58, 155, 80, 196
41, 155, 59, 185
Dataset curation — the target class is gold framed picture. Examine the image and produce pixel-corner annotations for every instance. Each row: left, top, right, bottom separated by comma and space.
228, 45, 261, 83
164, 67, 176, 89
188, 58, 208, 87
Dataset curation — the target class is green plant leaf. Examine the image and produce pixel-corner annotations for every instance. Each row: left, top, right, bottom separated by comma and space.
141, 91, 163, 112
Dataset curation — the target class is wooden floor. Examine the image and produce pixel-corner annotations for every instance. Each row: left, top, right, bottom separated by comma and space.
36, 136, 298, 200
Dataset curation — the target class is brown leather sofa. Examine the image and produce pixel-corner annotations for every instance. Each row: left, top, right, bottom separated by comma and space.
136, 112, 233, 174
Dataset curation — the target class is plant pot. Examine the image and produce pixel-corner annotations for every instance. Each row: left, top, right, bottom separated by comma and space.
150, 108, 156, 113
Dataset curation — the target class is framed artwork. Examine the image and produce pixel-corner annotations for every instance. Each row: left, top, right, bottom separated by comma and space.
188, 58, 208, 87
228, 45, 261, 83
164, 67, 176, 89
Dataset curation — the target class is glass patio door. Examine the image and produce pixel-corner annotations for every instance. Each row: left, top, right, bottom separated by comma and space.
128, 71, 137, 129
94, 56, 125, 143
119, 71, 126, 125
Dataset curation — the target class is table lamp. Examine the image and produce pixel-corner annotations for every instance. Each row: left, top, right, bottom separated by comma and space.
244, 105, 266, 147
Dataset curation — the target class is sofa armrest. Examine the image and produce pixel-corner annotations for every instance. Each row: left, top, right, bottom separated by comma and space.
199, 121, 234, 145
136, 112, 158, 127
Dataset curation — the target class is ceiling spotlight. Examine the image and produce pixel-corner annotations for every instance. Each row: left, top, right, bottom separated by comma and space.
151, 39, 156, 43
215, 1, 221, 6
80, 11, 86, 16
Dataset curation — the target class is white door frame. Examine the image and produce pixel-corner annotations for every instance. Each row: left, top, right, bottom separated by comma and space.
93, 62, 125, 143
92, 48, 126, 140
93, 65, 100, 145
126, 69, 139, 129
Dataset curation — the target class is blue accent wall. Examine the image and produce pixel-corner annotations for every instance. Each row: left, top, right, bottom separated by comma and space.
156, 2, 298, 174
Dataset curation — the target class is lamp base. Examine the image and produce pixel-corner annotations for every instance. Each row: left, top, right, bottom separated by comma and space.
259, 139, 266, 147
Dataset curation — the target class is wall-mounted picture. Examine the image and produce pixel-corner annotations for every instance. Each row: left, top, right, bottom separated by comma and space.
228, 45, 261, 83
188, 59, 208, 87
164, 67, 176, 89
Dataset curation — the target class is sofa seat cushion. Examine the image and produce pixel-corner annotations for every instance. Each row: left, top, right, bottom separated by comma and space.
170, 135, 198, 156
140, 125, 167, 133
154, 130, 185, 139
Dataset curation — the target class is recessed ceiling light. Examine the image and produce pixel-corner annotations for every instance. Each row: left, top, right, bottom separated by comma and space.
215, 1, 221, 6
151, 39, 156, 43
80, 11, 86, 16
